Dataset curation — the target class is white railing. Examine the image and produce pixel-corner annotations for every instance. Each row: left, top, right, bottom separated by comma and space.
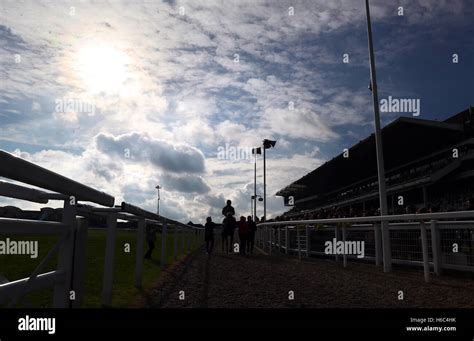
0, 150, 204, 308
257, 211, 474, 282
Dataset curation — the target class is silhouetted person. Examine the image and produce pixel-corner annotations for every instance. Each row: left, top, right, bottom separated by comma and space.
144, 225, 157, 259
222, 212, 236, 253
465, 198, 474, 211
222, 200, 235, 217
246, 215, 257, 254
204, 216, 216, 254
237, 216, 249, 255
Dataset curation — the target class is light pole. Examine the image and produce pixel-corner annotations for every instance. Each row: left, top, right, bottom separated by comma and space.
262, 139, 276, 222
155, 185, 161, 215
251, 194, 263, 220
252, 146, 262, 220
365, 0, 391, 272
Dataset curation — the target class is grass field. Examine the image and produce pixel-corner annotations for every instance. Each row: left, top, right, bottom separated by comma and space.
0, 228, 203, 308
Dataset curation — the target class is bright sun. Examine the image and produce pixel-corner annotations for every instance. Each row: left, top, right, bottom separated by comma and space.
76, 45, 129, 95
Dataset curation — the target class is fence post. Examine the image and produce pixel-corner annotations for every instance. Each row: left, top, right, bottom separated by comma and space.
174, 226, 178, 260
306, 225, 311, 258
265, 226, 270, 252
334, 226, 339, 262
277, 227, 281, 252
161, 223, 167, 268
285, 226, 289, 254
53, 200, 76, 308
134, 218, 145, 288
297, 227, 301, 260
420, 221, 430, 283
381, 221, 392, 272
262, 226, 266, 251
101, 212, 117, 307
374, 223, 382, 266
430, 220, 442, 276
269, 227, 272, 255
184, 229, 188, 252
181, 227, 185, 254
342, 226, 347, 268
71, 217, 88, 308
187, 229, 192, 251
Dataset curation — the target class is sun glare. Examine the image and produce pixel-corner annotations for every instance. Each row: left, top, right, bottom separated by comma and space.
76, 45, 129, 95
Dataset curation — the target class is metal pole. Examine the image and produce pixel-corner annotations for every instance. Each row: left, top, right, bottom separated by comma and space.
420, 222, 430, 283
365, 0, 391, 272
430, 220, 441, 275
254, 152, 257, 220
374, 223, 382, 266
263, 144, 266, 221
157, 186, 160, 215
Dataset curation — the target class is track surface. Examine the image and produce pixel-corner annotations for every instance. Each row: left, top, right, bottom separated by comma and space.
148, 241, 474, 308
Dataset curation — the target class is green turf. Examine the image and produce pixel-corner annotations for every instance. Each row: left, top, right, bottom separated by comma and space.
0, 229, 203, 308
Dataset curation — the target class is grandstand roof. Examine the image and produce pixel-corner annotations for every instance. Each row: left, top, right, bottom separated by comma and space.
277, 108, 472, 199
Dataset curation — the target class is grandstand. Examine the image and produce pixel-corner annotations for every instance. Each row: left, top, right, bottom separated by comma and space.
276, 107, 474, 220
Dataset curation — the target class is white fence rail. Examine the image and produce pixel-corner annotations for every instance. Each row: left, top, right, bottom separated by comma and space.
0, 150, 204, 308
257, 211, 474, 282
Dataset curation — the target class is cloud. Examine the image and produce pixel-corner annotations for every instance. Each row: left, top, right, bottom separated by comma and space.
1, 0, 471, 223
95, 132, 206, 174
161, 173, 210, 194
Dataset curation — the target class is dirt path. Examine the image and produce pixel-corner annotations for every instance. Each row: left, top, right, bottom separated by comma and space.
147, 243, 474, 308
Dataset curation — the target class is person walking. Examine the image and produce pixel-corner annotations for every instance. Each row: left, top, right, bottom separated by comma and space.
204, 216, 216, 254
222, 200, 235, 217
246, 215, 257, 254
222, 212, 236, 253
237, 216, 249, 255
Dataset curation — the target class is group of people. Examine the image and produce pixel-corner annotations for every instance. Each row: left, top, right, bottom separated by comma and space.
204, 200, 258, 255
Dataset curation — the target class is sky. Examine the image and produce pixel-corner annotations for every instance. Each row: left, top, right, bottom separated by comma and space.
0, 0, 473, 223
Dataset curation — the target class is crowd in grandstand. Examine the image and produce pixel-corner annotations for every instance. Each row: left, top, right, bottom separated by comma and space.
273, 188, 474, 222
